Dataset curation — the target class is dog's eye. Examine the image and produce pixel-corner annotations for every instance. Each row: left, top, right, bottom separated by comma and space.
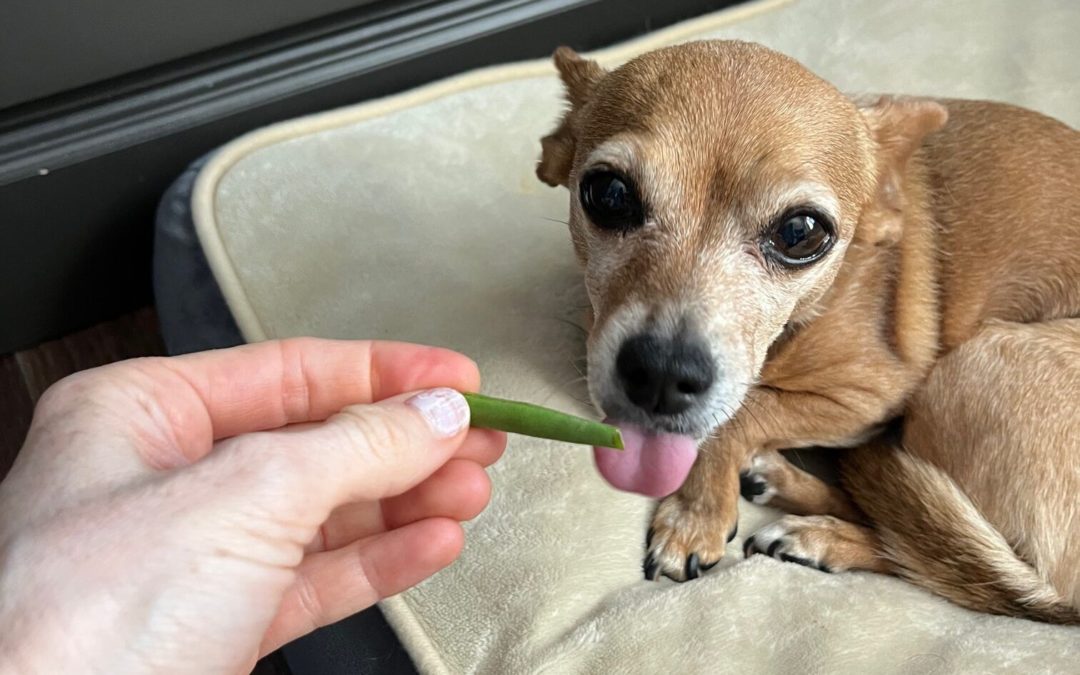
579, 170, 644, 231
763, 210, 835, 267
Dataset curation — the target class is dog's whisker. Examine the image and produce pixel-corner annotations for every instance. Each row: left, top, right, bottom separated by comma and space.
553, 316, 589, 335
733, 397, 770, 448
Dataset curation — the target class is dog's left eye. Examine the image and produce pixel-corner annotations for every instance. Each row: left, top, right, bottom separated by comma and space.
763, 210, 835, 267
579, 170, 644, 231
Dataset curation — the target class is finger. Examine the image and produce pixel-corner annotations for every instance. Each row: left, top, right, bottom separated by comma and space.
223, 387, 477, 514
308, 459, 491, 552
167, 338, 477, 441
277, 425, 504, 465
259, 517, 464, 657
456, 428, 507, 467
61, 338, 481, 468
382, 460, 491, 529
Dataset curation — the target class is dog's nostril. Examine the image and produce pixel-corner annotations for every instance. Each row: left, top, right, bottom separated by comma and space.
676, 379, 707, 395
616, 333, 715, 416
624, 367, 651, 387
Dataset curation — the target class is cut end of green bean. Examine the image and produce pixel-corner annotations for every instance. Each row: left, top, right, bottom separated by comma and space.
462, 392, 623, 450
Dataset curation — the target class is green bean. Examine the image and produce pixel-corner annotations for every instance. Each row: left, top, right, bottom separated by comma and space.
462, 392, 623, 450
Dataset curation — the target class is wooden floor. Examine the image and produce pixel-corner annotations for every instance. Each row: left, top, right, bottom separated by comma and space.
0, 307, 166, 478
0, 307, 289, 675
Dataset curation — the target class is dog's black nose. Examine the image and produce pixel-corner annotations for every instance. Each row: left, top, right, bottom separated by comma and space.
616, 333, 715, 415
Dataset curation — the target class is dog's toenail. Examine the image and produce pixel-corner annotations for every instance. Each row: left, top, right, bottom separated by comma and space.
767, 540, 782, 557
779, 553, 816, 569
646, 527, 655, 547
643, 554, 659, 581
685, 553, 700, 580
700, 559, 719, 571
743, 536, 757, 558
727, 525, 738, 543
817, 563, 833, 574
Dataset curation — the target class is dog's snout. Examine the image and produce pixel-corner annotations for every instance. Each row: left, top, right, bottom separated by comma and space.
616, 333, 715, 415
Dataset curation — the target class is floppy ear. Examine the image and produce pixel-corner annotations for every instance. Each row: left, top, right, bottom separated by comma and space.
857, 95, 948, 245
536, 47, 606, 188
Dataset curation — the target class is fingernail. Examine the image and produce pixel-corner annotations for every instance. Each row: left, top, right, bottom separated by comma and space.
406, 388, 470, 438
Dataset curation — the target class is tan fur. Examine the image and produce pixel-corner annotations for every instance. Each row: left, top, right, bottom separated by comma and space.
746, 514, 891, 575
743, 451, 861, 522
646, 440, 742, 578
539, 41, 1080, 621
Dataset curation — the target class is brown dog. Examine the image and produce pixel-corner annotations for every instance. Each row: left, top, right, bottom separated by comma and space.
537, 40, 1080, 623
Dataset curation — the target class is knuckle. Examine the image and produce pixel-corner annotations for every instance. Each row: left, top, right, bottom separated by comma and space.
332, 407, 411, 464
31, 374, 130, 443
35, 358, 159, 418
35, 370, 101, 415
292, 573, 325, 628
275, 340, 314, 423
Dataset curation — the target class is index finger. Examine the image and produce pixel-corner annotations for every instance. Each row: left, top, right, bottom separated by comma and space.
123, 338, 479, 458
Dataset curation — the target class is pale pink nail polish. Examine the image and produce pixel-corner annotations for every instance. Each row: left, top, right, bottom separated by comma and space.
406, 388, 470, 437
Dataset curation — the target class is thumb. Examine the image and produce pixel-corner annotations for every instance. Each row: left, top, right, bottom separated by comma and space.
234, 387, 472, 509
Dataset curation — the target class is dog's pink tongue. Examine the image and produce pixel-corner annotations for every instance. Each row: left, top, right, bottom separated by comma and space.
593, 420, 698, 498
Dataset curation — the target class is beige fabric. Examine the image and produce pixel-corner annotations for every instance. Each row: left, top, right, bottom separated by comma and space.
191, 0, 1080, 672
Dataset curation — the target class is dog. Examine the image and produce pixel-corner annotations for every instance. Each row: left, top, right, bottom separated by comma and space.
536, 40, 1080, 623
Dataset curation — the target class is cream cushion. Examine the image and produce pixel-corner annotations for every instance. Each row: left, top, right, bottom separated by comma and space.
192, 0, 1080, 671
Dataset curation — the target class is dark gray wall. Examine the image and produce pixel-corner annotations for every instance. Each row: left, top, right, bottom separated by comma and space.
0, 0, 734, 352
0, 0, 382, 108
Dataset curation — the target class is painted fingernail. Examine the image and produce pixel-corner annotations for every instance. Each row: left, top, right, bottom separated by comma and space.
406, 388, 470, 438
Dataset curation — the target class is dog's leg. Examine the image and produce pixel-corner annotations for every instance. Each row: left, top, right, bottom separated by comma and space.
840, 320, 1080, 623
641, 230, 940, 582
740, 451, 862, 521
743, 514, 891, 574
644, 316, 922, 581
645, 438, 744, 581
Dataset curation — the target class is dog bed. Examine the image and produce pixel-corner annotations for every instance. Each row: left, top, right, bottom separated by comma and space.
190, 0, 1080, 671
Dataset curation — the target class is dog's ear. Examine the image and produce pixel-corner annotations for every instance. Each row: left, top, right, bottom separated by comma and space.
537, 47, 606, 187
552, 46, 605, 107
857, 96, 948, 245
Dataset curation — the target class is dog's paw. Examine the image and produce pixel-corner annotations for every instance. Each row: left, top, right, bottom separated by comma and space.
644, 493, 738, 582
743, 515, 852, 573
738, 453, 782, 506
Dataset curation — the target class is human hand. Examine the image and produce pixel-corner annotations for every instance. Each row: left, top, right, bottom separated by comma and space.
0, 339, 505, 674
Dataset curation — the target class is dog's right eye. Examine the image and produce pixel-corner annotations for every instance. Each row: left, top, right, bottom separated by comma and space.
762, 209, 835, 268
579, 170, 644, 231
